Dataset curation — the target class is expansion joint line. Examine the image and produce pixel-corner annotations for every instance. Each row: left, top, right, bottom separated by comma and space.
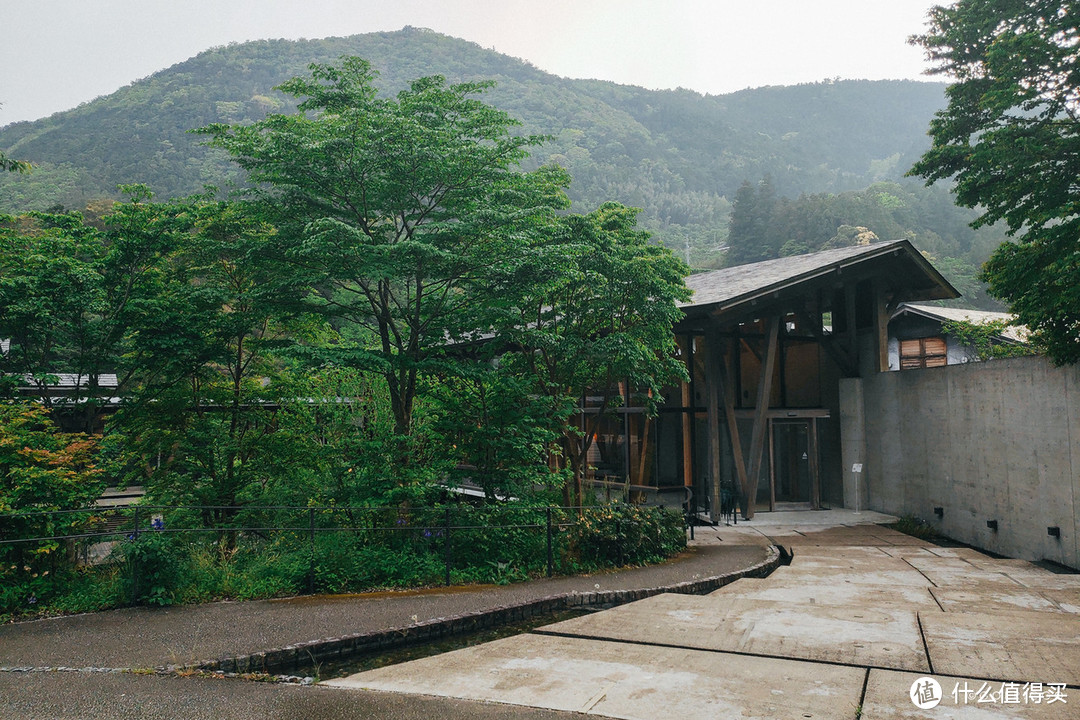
915, 612, 934, 675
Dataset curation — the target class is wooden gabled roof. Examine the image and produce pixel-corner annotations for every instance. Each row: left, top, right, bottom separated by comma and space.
679, 240, 959, 322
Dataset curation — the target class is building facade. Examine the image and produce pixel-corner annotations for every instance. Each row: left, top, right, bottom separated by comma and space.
582, 240, 959, 521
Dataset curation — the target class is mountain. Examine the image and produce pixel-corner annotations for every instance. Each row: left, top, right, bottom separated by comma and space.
0, 28, 970, 268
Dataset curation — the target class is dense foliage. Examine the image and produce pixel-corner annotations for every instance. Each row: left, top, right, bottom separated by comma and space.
0, 502, 685, 614
723, 178, 1008, 309
0, 58, 692, 617
909, 1, 1080, 362
200, 57, 568, 443
491, 203, 691, 502
940, 319, 1033, 362
0, 404, 104, 612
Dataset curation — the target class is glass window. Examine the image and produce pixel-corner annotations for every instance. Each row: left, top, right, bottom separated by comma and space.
627, 413, 655, 487
584, 412, 625, 481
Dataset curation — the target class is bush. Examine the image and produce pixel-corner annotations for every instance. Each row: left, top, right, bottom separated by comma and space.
121, 531, 187, 606
0, 500, 690, 617
227, 540, 309, 600
567, 503, 686, 568
891, 514, 938, 541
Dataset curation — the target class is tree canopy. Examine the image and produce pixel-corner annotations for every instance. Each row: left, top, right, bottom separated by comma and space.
492, 203, 691, 503
0, 57, 694, 511
909, 0, 1080, 362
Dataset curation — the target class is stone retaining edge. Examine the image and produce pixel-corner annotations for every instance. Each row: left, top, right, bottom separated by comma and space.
185, 544, 781, 678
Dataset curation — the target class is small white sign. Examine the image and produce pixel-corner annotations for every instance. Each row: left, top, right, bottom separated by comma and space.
852, 463, 863, 473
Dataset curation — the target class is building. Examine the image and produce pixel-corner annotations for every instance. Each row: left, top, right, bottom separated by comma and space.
887, 303, 1027, 370
582, 240, 958, 521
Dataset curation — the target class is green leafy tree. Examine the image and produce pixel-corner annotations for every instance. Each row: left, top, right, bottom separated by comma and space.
200, 57, 570, 469
256, 366, 450, 509
821, 224, 878, 249
909, 0, 1080, 363
0, 211, 128, 431
0, 187, 193, 432
431, 364, 566, 502
0, 404, 102, 512
0, 403, 103, 598
494, 203, 691, 504
725, 177, 780, 266
112, 198, 309, 522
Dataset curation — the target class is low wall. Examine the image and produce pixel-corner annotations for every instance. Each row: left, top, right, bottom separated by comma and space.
851, 355, 1079, 568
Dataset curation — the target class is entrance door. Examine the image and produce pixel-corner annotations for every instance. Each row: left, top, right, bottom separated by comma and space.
770, 419, 818, 509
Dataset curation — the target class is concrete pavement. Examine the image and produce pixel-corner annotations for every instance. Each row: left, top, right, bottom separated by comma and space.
0, 535, 770, 719
330, 513, 1080, 719
7, 508, 1078, 718
0, 543, 769, 671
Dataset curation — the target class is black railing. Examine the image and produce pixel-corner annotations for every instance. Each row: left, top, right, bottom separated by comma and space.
0, 502, 688, 608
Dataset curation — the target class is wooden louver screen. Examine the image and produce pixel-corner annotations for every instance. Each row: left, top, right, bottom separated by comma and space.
900, 337, 947, 369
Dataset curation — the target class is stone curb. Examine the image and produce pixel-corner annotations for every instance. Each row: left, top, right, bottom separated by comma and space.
187, 545, 781, 677
0, 666, 315, 686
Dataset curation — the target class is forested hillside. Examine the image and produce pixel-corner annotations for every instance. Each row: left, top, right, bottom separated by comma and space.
0, 27, 1000, 289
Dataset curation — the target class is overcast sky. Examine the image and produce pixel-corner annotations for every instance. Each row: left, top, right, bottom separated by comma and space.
1, 0, 943, 126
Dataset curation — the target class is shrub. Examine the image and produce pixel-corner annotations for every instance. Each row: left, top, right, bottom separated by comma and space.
120, 531, 187, 606
228, 540, 308, 600
567, 503, 686, 568
892, 514, 937, 541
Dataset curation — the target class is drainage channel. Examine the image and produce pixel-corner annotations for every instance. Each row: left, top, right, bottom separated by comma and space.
193, 544, 782, 682
303, 606, 602, 681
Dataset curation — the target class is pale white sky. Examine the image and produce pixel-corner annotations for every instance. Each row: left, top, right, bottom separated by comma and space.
0, 0, 942, 126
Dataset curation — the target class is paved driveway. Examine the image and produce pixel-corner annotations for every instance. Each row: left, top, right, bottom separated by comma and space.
330, 517, 1080, 719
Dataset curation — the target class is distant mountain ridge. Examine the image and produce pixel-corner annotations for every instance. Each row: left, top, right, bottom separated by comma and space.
0, 28, 955, 266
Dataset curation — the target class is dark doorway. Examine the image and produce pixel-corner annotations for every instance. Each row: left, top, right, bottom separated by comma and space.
770, 419, 819, 509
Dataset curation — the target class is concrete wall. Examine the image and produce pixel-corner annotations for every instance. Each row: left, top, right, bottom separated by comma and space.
856, 355, 1079, 568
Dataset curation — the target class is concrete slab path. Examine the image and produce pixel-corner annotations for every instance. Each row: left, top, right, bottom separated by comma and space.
0, 539, 770, 719
331, 514, 1080, 719
0, 543, 768, 670
333, 633, 866, 719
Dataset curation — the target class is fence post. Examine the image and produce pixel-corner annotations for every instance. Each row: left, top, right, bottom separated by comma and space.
131, 507, 140, 606
307, 507, 316, 595
442, 507, 451, 587
443, 507, 452, 587
546, 507, 553, 578
616, 516, 623, 566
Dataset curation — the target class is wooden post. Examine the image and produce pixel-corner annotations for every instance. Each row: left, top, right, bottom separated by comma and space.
716, 335, 748, 520
743, 316, 780, 520
767, 420, 776, 511
809, 418, 821, 509
704, 327, 724, 523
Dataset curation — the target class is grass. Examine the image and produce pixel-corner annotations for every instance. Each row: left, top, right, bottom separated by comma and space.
890, 514, 939, 541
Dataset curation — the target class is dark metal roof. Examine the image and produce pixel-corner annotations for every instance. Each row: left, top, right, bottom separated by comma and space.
679, 240, 959, 319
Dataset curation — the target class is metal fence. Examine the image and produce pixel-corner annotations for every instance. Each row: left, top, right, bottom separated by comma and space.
0, 503, 686, 605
